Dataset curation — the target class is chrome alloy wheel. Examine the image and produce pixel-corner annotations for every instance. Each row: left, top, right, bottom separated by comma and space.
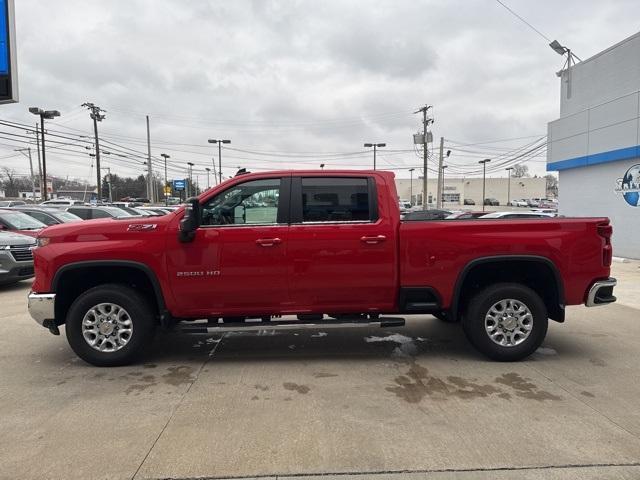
484, 298, 533, 347
81, 303, 133, 352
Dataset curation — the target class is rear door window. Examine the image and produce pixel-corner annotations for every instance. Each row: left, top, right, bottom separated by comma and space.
299, 177, 372, 222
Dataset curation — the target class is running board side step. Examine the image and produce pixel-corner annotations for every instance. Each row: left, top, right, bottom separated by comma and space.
179, 317, 406, 334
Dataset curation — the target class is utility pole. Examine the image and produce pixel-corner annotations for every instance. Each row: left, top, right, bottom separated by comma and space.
414, 105, 433, 210
187, 162, 194, 197
161, 153, 170, 206
506, 167, 513, 206
409, 168, 415, 205
479, 159, 491, 211
441, 165, 448, 205
146, 115, 154, 203
15, 148, 36, 200
82, 103, 106, 202
205, 167, 211, 189
436, 137, 444, 208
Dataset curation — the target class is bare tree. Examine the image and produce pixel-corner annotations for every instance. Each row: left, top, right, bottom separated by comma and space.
512, 163, 530, 178
545, 174, 558, 197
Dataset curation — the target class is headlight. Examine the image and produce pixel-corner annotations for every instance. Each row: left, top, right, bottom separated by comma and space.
36, 237, 50, 248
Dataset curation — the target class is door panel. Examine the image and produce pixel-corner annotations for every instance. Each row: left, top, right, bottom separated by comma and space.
286, 176, 396, 312
166, 176, 290, 317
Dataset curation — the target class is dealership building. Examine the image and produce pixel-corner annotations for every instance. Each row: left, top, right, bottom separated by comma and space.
547, 32, 640, 258
394, 177, 546, 208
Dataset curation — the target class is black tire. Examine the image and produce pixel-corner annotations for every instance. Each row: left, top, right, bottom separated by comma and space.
433, 312, 456, 323
462, 283, 547, 361
65, 284, 156, 367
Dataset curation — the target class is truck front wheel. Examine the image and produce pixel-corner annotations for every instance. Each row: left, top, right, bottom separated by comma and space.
65, 284, 156, 367
462, 283, 547, 361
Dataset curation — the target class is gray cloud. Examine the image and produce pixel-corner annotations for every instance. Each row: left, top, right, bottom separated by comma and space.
1, 0, 639, 182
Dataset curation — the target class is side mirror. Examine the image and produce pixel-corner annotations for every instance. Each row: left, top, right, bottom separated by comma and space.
178, 197, 201, 243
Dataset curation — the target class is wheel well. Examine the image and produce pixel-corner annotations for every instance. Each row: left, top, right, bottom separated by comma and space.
53, 266, 163, 326
454, 259, 564, 322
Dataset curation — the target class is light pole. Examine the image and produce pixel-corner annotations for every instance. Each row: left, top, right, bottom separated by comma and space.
479, 159, 491, 211
364, 143, 386, 170
161, 153, 170, 206
409, 168, 415, 205
205, 167, 211, 189
441, 165, 448, 205
187, 162, 194, 197
208, 139, 231, 184
28, 107, 60, 201
505, 166, 513, 207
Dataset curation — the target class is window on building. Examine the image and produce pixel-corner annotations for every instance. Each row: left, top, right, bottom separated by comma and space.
301, 177, 370, 222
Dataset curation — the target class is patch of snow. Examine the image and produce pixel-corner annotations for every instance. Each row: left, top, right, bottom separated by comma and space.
311, 332, 328, 338
364, 333, 414, 344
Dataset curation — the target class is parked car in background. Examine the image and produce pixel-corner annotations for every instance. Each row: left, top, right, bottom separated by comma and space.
403, 209, 452, 221
11, 207, 82, 226
135, 207, 168, 215
484, 198, 500, 206
463, 198, 475, 205
0, 200, 27, 207
479, 211, 555, 219
0, 230, 36, 285
40, 199, 86, 207
445, 211, 487, 220
0, 209, 47, 237
57, 206, 136, 220
509, 199, 528, 207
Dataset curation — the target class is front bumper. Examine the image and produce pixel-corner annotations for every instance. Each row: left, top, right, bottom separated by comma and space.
28, 292, 56, 326
586, 278, 617, 307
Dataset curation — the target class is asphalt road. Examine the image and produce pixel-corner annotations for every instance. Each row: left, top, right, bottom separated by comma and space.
1, 268, 640, 480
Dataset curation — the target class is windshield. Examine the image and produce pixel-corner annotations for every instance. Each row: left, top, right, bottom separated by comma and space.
55, 211, 83, 222
0, 211, 46, 230
100, 207, 134, 217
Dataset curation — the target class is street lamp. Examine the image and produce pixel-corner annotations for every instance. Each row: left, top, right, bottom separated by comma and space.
161, 153, 170, 206
363, 142, 386, 170
29, 107, 60, 201
187, 162, 194, 197
205, 167, 211, 189
505, 166, 514, 207
208, 139, 231, 184
409, 168, 415, 205
479, 159, 491, 211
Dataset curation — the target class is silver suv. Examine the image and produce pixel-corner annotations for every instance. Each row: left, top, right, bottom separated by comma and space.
0, 231, 36, 286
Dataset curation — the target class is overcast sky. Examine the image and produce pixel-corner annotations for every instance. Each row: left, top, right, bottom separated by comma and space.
1, 0, 640, 184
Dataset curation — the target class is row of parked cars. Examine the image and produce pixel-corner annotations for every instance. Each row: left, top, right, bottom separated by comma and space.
0, 200, 178, 286
401, 209, 558, 221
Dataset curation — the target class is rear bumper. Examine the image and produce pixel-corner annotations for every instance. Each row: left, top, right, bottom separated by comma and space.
28, 292, 56, 326
586, 278, 617, 307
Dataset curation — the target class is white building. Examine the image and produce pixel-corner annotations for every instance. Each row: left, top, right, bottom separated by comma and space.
547, 32, 640, 259
394, 177, 546, 207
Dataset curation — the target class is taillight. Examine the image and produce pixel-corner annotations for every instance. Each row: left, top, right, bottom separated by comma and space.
597, 222, 613, 267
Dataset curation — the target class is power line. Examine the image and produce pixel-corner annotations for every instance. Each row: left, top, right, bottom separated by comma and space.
495, 0, 551, 43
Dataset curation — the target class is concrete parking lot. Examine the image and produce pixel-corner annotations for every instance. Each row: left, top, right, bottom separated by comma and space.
1, 261, 640, 480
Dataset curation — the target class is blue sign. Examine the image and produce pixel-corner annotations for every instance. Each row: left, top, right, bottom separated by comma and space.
173, 179, 186, 191
0, 0, 9, 76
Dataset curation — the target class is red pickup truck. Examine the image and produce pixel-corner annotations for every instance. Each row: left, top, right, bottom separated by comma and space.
28, 170, 617, 366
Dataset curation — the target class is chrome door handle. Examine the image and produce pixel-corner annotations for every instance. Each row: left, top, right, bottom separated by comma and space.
360, 235, 386, 244
256, 238, 282, 247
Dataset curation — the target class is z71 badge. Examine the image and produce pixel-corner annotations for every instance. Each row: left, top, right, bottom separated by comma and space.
176, 271, 221, 277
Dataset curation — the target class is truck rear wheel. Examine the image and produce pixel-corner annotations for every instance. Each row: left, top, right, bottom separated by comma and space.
462, 283, 547, 361
65, 284, 156, 367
